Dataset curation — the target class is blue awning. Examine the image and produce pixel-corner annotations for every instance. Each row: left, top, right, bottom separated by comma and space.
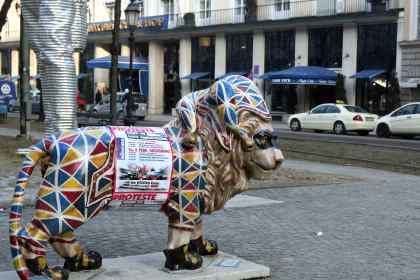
77, 73, 91, 79
216, 72, 247, 80
259, 67, 338, 86
87, 56, 148, 70
180, 72, 210, 80
350, 69, 386, 80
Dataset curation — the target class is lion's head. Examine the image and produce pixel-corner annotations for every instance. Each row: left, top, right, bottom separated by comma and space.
198, 79, 284, 213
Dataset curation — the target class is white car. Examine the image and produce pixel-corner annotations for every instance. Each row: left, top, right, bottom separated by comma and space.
288, 104, 379, 136
375, 102, 420, 139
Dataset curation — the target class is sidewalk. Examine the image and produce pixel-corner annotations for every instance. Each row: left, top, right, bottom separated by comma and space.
0, 113, 288, 139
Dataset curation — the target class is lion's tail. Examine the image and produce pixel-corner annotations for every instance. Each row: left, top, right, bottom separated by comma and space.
9, 139, 49, 280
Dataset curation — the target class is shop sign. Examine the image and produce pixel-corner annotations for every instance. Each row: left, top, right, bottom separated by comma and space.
272, 78, 336, 86
0, 80, 16, 104
88, 15, 169, 33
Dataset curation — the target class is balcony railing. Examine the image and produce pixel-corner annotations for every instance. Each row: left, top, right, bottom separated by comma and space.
166, 0, 384, 30
0, 0, 398, 43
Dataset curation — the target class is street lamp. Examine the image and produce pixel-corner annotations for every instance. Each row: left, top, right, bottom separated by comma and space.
124, 0, 141, 125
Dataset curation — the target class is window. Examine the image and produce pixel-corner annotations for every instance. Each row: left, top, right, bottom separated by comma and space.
226, 33, 253, 72
235, 0, 246, 16
311, 105, 328, 114
163, 0, 175, 15
357, 24, 397, 71
139, 0, 144, 16
416, 104, 420, 114
391, 104, 417, 117
418, 2, 420, 38
200, 0, 211, 19
309, 27, 343, 68
265, 30, 295, 71
326, 106, 340, 113
1, 49, 11, 75
275, 0, 290, 11
191, 37, 215, 74
344, 106, 368, 113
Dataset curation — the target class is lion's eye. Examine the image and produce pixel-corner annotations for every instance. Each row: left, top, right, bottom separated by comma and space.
253, 131, 274, 149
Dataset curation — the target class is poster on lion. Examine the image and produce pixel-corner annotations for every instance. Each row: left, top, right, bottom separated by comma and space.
111, 127, 173, 204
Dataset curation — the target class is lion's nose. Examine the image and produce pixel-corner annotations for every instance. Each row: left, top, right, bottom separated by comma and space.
273, 149, 284, 168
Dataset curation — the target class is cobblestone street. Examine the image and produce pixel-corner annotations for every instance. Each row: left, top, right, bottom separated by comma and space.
1, 160, 420, 279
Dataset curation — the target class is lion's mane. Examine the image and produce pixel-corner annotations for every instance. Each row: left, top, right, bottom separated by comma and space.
199, 115, 260, 214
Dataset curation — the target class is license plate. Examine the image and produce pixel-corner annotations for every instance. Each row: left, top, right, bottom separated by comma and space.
365, 117, 374, 122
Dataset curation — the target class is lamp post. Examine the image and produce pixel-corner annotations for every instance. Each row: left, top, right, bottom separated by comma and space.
124, 0, 140, 126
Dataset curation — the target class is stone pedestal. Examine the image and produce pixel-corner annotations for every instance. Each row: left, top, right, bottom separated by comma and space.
1, 252, 270, 280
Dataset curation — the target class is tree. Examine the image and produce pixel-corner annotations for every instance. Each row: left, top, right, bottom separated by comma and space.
0, 0, 15, 40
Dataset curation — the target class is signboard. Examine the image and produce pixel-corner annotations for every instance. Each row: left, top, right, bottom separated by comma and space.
272, 78, 336, 86
0, 80, 16, 105
111, 127, 173, 204
88, 15, 169, 33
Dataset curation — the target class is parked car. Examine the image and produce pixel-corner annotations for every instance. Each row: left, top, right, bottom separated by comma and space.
91, 92, 147, 120
375, 102, 420, 139
288, 103, 379, 136
92, 92, 126, 115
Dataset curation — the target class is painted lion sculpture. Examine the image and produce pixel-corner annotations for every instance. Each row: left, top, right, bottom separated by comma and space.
9, 76, 284, 280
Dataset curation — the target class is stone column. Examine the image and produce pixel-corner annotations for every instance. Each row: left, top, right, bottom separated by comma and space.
148, 41, 164, 114
396, 10, 408, 82
215, 33, 226, 79
121, 45, 130, 57
11, 49, 19, 77
342, 23, 358, 105
295, 27, 309, 112
94, 45, 110, 89
179, 38, 192, 96
29, 49, 37, 77
252, 30, 265, 93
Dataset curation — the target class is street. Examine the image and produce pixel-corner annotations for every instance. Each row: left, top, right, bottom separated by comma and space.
1, 159, 420, 279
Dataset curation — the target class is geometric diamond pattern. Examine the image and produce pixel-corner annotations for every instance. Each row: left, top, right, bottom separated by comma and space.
9, 75, 269, 279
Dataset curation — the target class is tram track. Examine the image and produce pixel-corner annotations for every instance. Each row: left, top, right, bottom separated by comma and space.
275, 129, 420, 152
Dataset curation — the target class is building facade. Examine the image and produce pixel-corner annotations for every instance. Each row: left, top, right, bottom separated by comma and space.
0, 0, 409, 116
399, 0, 420, 104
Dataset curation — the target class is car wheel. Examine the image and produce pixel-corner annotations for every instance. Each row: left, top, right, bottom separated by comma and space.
357, 131, 370, 136
376, 123, 391, 138
290, 119, 302, 132
333, 121, 346, 135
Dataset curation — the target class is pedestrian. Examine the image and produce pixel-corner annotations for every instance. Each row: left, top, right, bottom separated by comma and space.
95, 88, 103, 104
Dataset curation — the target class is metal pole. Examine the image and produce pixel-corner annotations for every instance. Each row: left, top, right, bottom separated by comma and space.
110, 0, 121, 125
19, 14, 30, 138
126, 29, 135, 125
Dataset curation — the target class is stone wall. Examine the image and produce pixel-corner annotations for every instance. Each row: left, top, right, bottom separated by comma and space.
401, 41, 420, 81
400, 41, 420, 103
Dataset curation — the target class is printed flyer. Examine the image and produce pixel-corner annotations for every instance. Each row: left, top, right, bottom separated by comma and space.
111, 127, 173, 204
